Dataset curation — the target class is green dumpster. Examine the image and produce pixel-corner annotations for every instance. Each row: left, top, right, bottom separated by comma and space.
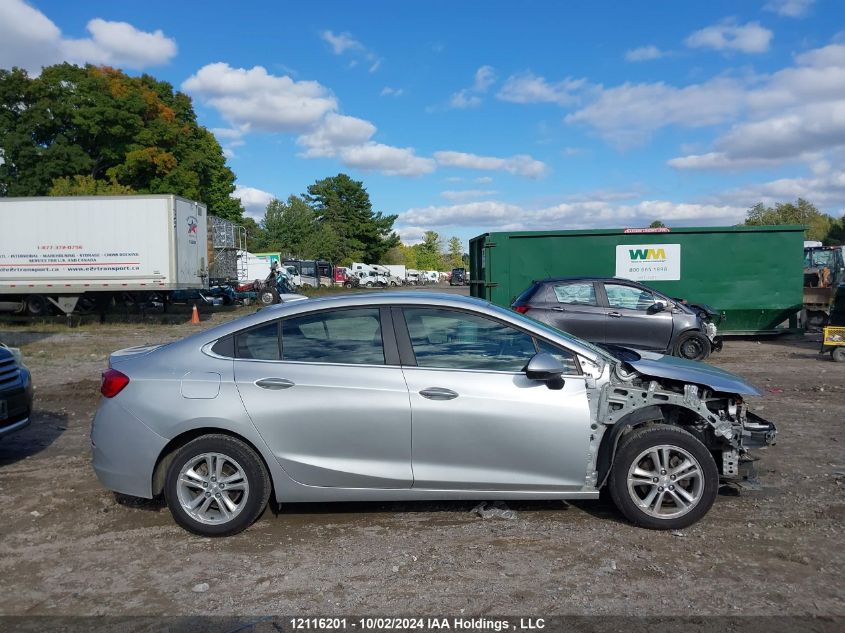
469, 225, 804, 335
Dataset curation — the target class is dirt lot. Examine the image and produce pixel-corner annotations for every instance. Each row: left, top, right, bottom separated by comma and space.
0, 291, 843, 618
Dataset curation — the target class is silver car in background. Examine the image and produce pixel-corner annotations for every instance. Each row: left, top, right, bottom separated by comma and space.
91, 293, 776, 536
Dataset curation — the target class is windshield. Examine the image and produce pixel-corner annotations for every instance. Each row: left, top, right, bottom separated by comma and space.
805, 249, 835, 268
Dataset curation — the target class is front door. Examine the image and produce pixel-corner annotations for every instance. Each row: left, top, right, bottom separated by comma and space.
234, 307, 412, 488
601, 282, 675, 351
397, 307, 593, 491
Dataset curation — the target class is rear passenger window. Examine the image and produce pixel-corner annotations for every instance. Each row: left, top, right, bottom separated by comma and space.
554, 283, 597, 306
282, 308, 384, 365
236, 322, 280, 360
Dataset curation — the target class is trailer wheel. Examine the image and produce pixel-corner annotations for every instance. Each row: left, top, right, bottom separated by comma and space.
259, 289, 279, 306
674, 331, 711, 361
25, 294, 49, 316
832, 348, 845, 363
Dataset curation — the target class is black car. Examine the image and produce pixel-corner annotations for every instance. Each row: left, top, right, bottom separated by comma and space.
0, 344, 33, 438
450, 267, 467, 286
512, 277, 721, 361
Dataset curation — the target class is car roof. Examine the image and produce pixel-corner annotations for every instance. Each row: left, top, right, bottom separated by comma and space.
535, 276, 641, 284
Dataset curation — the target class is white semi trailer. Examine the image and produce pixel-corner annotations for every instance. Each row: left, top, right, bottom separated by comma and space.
0, 195, 208, 315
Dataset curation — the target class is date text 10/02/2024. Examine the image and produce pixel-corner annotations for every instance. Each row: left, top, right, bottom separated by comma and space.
289, 618, 547, 631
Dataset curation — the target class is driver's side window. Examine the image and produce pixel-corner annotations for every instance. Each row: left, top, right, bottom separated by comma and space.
403, 308, 536, 372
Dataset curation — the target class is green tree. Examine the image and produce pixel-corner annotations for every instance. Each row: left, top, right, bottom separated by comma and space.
414, 231, 444, 270
649, 220, 667, 228
304, 173, 400, 263
262, 196, 319, 258
745, 199, 833, 242
49, 174, 135, 196
447, 236, 464, 268
0, 64, 242, 220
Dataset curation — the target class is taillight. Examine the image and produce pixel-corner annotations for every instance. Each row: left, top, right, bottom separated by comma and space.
514, 305, 530, 314
101, 368, 130, 398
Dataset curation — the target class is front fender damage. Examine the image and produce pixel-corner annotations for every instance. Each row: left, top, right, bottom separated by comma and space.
588, 368, 777, 491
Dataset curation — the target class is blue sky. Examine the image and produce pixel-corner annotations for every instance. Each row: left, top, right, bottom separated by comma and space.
2, 0, 844, 246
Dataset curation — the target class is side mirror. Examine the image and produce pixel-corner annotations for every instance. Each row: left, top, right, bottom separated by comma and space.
525, 353, 565, 382
648, 300, 667, 314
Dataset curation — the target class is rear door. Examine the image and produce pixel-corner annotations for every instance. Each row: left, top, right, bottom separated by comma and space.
600, 282, 674, 351
533, 281, 607, 343
234, 307, 413, 488
396, 306, 592, 491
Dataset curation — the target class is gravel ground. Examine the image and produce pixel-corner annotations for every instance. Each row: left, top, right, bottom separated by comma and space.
0, 290, 843, 618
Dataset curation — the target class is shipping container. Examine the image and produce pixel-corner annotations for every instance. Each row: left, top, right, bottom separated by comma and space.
0, 195, 208, 315
469, 225, 805, 334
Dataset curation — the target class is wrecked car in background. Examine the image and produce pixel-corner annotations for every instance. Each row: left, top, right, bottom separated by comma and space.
91, 293, 775, 537
512, 277, 722, 361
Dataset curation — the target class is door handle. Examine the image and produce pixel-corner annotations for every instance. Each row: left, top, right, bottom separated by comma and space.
551, 306, 566, 312
255, 377, 295, 390
608, 311, 622, 318
419, 387, 459, 400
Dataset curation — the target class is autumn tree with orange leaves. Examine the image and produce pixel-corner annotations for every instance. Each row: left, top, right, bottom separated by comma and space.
0, 63, 243, 220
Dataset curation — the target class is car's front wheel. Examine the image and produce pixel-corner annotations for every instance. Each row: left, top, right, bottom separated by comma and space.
608, 424, 719, 530
165, 435, 271, 537
674, 331, 712, 361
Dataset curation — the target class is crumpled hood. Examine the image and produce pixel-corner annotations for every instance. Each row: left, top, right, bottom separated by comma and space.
627, 351, 761, 396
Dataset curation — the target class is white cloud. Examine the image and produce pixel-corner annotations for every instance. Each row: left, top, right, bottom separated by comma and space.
434, 151, 549, 178
381, 86, 404, 97
320, 30, 381, 73
625, 45, 665, 62
440, 189, 498, 200
402, 201, 523, 226
337, 143, 435, 177
183, 63, 337, 132
0, 0, 176, 74
497, 72, 586, 106
475, 176, 494, 184
398, 197, 746, 232
297, 113, 377, 157
449, 65, 497, 109
765, 0, 814, 18
670, 43, 845, 168
718, 168, 845, 208
233, 186, 275, 220
321, 31, 364, 55
685, 20, 773, 54
565, 77, 746, 148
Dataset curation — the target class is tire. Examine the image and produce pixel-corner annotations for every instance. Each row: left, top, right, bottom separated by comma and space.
25, 294, 49, 316
365, 281, 373, 287
259, 289, 279, 306
832, 347, 845, 362
674, 331, 712, 361
164, 434, 271, 537
608, 424, 719, 530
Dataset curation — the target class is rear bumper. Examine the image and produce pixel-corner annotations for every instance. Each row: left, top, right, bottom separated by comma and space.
91, 397, 168, 499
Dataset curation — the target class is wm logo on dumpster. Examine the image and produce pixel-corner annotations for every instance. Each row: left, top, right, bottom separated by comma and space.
628, 248, 667, 261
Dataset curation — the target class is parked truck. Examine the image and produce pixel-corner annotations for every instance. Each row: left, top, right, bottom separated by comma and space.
0, 195, 208, 315
469, 225, 805, 335
803, 244, 845, 328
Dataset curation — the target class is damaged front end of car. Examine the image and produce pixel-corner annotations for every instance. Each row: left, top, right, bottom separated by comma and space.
584, 353, 777, 493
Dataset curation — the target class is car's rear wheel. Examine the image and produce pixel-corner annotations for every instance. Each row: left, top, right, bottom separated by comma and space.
608, 424, 718, 530
674, 331, 711, 361
165, 435, 271, 537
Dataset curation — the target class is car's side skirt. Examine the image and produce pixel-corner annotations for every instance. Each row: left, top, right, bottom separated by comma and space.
274, 486, 600, 503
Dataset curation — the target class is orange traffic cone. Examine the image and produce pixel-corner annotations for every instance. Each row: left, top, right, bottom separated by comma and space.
190, 304, 200, 324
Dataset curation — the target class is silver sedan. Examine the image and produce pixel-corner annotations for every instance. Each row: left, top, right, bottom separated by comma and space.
91, 293, 776, 536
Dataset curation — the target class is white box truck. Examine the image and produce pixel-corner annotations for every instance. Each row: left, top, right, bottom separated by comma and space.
0, 195, 208, 315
